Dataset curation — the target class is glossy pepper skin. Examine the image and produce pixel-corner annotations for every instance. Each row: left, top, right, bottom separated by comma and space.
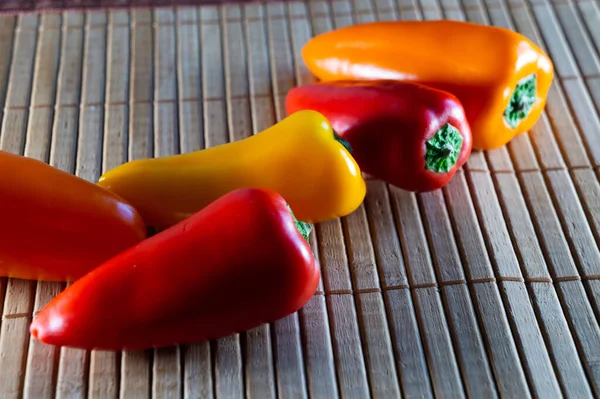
286, 80, 472, 192
97, 110, 366, 230
0, 150, 147, 282
301, 20, 554, 150
30, 188, 320, 351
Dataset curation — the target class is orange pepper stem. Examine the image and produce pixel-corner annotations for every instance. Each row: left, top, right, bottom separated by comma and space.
425, 123, 464, 173
504, 73, 537, 129
286, 204, 313, 242
333, 130, 353, 154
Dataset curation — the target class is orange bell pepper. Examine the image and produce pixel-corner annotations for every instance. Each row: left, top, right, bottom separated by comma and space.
301, 20, 554, 150
0, 150, 147, 282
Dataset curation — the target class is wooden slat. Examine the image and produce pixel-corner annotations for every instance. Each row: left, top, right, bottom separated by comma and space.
330, 0, 354, 27
0, 15, 16, 113
261, 5, 313, 399
213, 337, 244, 398
317, 219, 371, 398
465, 173, 524, 278
419, 190, 497, 398
570, 168, 600, 248
388, 187, 466, 398
23, 283, 62, 399
183, 343, 213, 399
413, 288, 467, 398
498, 281, 566, 397
0, 14, 40, 399
174, 10, 212, 399
587, 77, 600, 117
18, 13, 62, 399
355, 292, 400, 398
520, 113, 566, 171
543, 83, 592, 168
560, 78, 600, 166
238, 9, 278, 397
285, 5, 339, 397
176, 11, 201, 102
152, 31, 182, 392
399, 0, 423, 20
119, 351, 151, 399
176, 8, 203, 154
298, 294, 339, 399
518, 171, 589, 276
343, 206, 402, 398
372, 0, 399, 19
266, 3, 294, 100
489, 174, 550, 279
318, 220, 354, 291
77, 48, 108, 395
51, 14, 89, 399
325, 294, 371, 399
120, 10, 153, 398
271, 312, 307, 399
130, 11, 154, 104
444, 174, 531, 397
153, 347, 181, 399
547, 281, 600, 397
88, 351, 119, 399
551, 2, 600, 77
545, 170, 600, 279
105, 14, 129, 105
0, 22, 37, 153
575, 1, 600, 54
153, 19, 179, 160
364, 181, 433, 398
485, 146, 515, 173
199, 7, 246, 398
225, 6, 267, 399
0, 282, 36, 399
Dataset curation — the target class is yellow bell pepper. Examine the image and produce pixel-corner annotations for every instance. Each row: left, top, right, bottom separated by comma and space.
98, 110, 366, 230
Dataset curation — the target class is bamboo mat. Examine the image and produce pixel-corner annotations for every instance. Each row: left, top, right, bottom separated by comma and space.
0, 0, 599, 398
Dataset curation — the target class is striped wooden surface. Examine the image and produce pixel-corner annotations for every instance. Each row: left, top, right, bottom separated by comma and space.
0, 0, 599, 398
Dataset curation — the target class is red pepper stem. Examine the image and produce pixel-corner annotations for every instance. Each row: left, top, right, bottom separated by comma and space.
425, 123, 464, 173
285, 204, 313, 242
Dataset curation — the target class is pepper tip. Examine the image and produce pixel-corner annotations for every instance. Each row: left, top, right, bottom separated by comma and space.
30, 326, 39, 339
29, 319, 43, 342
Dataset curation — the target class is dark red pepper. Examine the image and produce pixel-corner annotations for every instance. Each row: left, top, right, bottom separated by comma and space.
30, 187, 320, 351
286, 80, 473, 192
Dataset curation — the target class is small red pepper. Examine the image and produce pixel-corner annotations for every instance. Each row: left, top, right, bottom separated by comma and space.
30, 188, 320, 351
0, 150, 147, 282
286, 80, 473, 192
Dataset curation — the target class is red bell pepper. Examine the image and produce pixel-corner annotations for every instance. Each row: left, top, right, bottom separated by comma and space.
30, 187, 319, 351
286, 80, 473, 192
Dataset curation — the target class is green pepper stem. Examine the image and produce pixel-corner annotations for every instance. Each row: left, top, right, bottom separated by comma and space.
425, 123, 464, 173
285, 204, 313, 242
333, 130, 353, 154
504, 74, 537, 129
